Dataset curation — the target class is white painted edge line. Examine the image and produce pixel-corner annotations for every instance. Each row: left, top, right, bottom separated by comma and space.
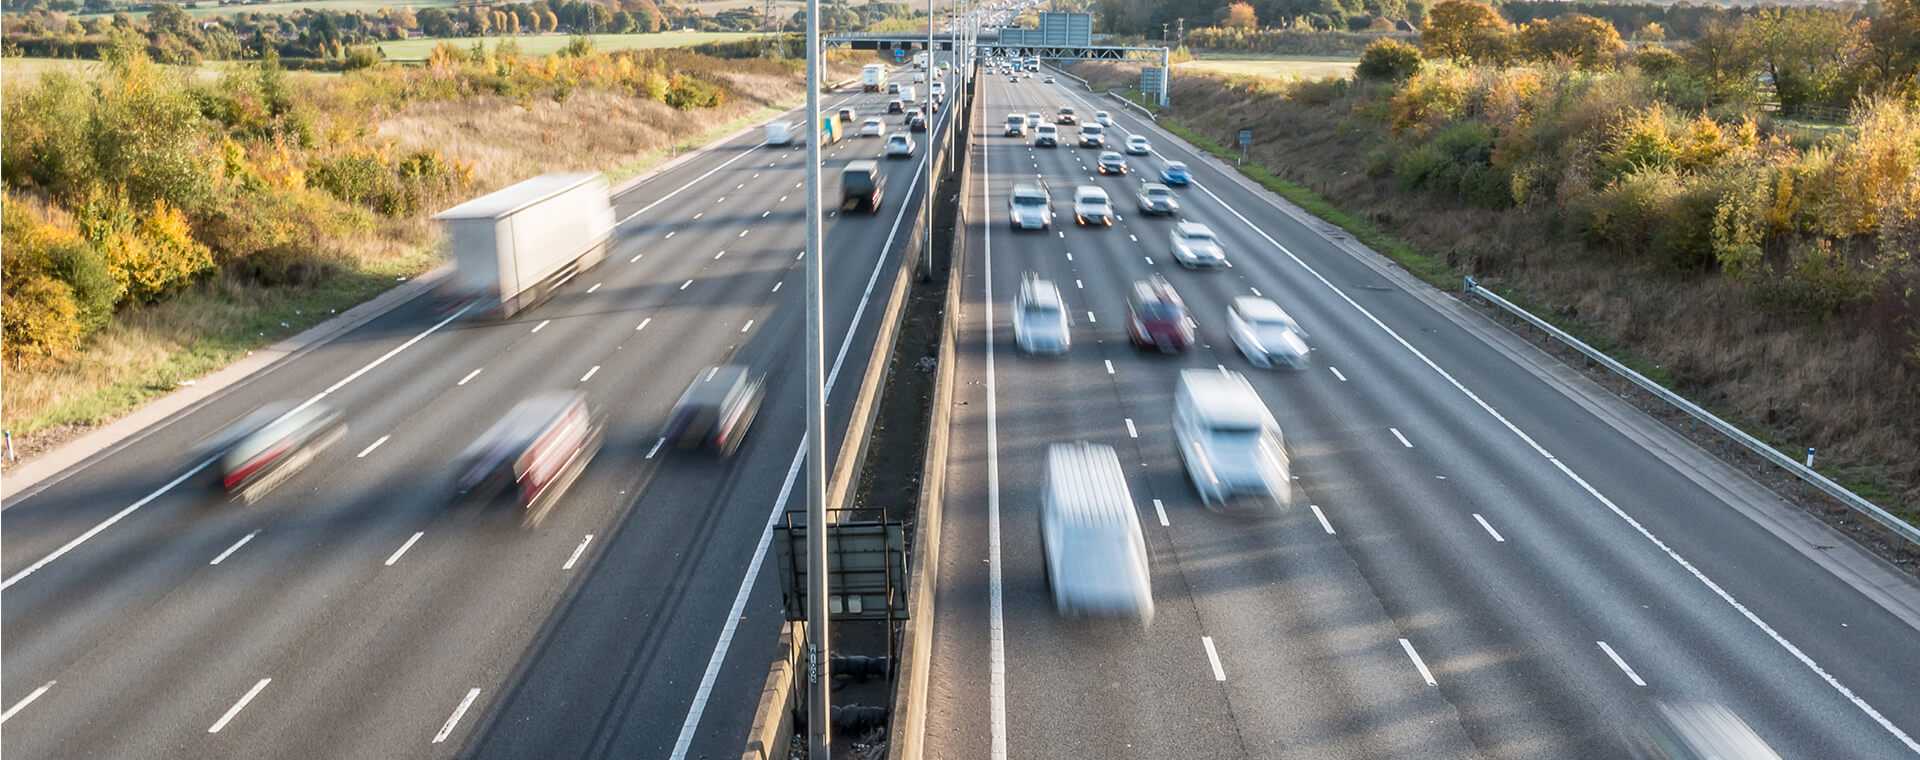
646, 437, 666, 460
1309, 504, 1336, 535
384, 531, 424, 567
579, 365, 601, 383
1389, 427, 1413, 449
1472, 513, 1507, 543
1124, 418, 1138, 439
1, 681, 55, 724
531, 320, 551, 334
1201, 636, 1227, 682
208, 678, 271, 733
563, 534, 595, 571
1152, 498, 1170, 527
1398, 638, 1437, 686
1597, 641, 1648, 687
636, 317, 653, 332
457, 368, 483, 386
210, 530, 261, 565
1329, 366, 1348, 382
356, 435, 390, 459
432, 687, 482, 744
1104, 359, 1115, 375
978, 115, 1012, 760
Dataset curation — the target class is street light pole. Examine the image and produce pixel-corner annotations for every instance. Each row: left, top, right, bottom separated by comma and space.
802, 0, 831, 753
923, 0, 934, 280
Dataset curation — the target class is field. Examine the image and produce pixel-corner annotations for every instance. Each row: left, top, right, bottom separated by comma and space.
378, 32, 767, 60
1178, 55, 1359, 81
1, 56, 337, 85
79, 0, 461, 19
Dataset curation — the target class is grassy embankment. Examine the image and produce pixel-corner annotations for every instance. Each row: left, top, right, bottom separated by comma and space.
377, 32, 765, 61
1073, 59, 1920, 524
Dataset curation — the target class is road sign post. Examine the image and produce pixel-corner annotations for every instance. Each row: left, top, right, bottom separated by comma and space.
1236, 128, 1252, 165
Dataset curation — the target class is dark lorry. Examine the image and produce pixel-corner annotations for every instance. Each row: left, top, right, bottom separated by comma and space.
842, 160, 885, 213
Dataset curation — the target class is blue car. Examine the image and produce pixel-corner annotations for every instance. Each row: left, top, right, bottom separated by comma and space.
1160, 161, 1192, 186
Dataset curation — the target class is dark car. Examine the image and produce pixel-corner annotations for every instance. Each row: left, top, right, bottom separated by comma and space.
1055, 106, 1077, 124
453, 392, 602, 526
887, 99, 905, 114
841, 160, 885, 212
1096, 150, 1128, 175
205, 402, 347, 503
665, 365, 766, 456
909, 111, 928, 132
1126, 276, 1194, 353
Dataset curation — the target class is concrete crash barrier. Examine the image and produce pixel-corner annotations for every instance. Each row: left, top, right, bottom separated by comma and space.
742, 622, 806, 760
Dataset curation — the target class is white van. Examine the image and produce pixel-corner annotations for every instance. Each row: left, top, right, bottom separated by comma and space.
1040, 442, 1154, 624
1173, 369, 1292, 511
764, 121, 793, 146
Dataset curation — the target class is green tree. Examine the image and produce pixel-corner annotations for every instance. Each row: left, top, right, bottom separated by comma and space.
1683, 18, 1760, 107
1746, 8, 1865, 115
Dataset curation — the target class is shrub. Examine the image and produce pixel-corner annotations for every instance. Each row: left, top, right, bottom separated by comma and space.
1758, 239, 1881, 316
1358, 38, 1424, 81
665, 74, 725, 110
1633, 46, 1683, 77
1389, 64, 1472, 134
2, 72, 94, 198
1, 275, 84, 364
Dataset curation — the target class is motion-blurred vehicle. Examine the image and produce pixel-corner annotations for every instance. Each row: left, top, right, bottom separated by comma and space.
860, 117, 886, 137
1055, 106, 1077, 124
1629, 701, 1783, 760
1014, 274, 1071, 355
665, 365, 766, 457
900, 85, 917, 104
930, 80, 946, 98
887, 82, 901, 95
887, 99, 905, 114
1043, 75, 1056, 83
838, 107, 857, 122
1171, 221, 1227, 269
1034, 124, 1059, 147
204, 402, 346, 504
1096, 151, 1128, 175
1228, 297, 1310, 369
885, 133, 916, 158
436, 173, 615, 319
1094, 110, 1113, 126
1027, 111, 1042, 128
1174, 369, 1291, 512
1126, 276, 1194, 353
1008, 182, 1054, 230
453, 392, 602, 526
1125, 135, 1151, 155
1078, 124, 1106, 148
862, 64, 886, 92
1005, 113, 1027, 136
1160, 161, 1192, 186
764, 121, 793, 146
908, 112, 928, 132
1136, 182, 1179, 216
1040, 442, 1154, 624
1072, 185, 1113, 226
841, 160, 886, 212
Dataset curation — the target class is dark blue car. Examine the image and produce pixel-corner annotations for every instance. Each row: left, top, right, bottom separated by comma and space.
1160, 160, 1191, 186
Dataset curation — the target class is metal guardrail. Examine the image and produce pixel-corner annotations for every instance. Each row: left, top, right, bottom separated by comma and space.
1464, 278, 1920, 547
1043, 63, 1157, 121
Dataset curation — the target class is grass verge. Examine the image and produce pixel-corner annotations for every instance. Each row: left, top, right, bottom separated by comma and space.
377, 32, 764, 61
606, 103, 792, 185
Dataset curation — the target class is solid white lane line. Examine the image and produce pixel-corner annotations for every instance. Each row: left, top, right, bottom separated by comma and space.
1310, 504, 1336, 534
772, 281, 783, 293
356, 435, 391, 459
1473, 513, 1507, 543
630, 253, 645, 263
1152, 499, 1169, 526
458, 368, 483, 386
1125, 418, 1138, 438
531, 320, 550, 334
636, 317, 652, 331
1399, 639, 1438, 686
616, 128, 785, 226
586, 282, 602, 294
1329, 366, 1348, 382
1, 681, 54, 724
210, 531, 260, 565
1202, 637, 1227, 681
1104, 360, 1115, 375
1597, 641, 1647, 687
1086, 311, 1096, 323
978, 135, 1010, 760
646, 437, 666, 459
385, 532, 424, 567
432, 688, 483, 744
208, 678, 271, 733
2, 304, 473, 590
1390, 427, 1413, 448
741, 320, 755, 333
579, 365, 600, 383
680, 280, 693, 290
563, 534, 595, 571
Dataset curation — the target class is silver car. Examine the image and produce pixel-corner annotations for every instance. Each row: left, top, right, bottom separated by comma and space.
1136, 182, 1179, 215
1170, 221, 1226, 268
1227, 296, 1310, 369
1072, 185, 1113, 226
1014, 275, 1071, 354
1008, 182, 1053, 230
885, 133, 915, 158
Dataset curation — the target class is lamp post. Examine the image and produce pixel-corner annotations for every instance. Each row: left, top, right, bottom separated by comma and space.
802, 0, 831, 754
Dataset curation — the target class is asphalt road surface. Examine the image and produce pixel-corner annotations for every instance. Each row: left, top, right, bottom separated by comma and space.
919, 67, 1920, 759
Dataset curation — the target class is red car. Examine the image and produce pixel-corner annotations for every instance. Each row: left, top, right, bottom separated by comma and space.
1126, 276, 1194, 353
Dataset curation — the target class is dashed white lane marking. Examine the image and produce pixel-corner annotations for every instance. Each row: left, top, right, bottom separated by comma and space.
1144, 256, 1154, 265
1225, 260, 1234, 268
1399, 639, 1438, 686
356, 435, 391, 459
716, 196, 727, 204
780, 195, 789, 203
579, 365, 600, 383
665, 231, 676, 239
1104, 360, 1115, 375
1086, 311, 1096, 323
1310, 504, 1336, 534
739, 229, 750, 238
714, 250, 727, 260
1124, 418, 1138, 438
1201, 637, 1227, 682
1329, 366, 1348, 382
741, 320, 755, 333
1129, 234, 1138, 242
1065, 252, 1073, 261
762, 210, 772, 218
796, 250, 805, 261
630, 253, 645, 263
1152, 499, 1169, 526
208, 678, 271, 733
1250, 287, 1262, 296
531, 320, 551, 334
636, 317, 652, 331
456, 367, 483, 386
735, 183, 744, 190
646, 437, 666, 459
693, 212, 704, 220
1075, 279, 1083, 289
1, 681, 55, 724
1057, 231, 1065, 238
384, 532, 424, 567
432, 688, 482, 744
563, 534, 595, 571
772, 282, 783, 293
1597, 641, 1647, 687
586, 282, 602, 294
680, 280, 694, 290
1389, 427, 1413, 448
1473, 513, 1507, 543
210, 531, 260, 565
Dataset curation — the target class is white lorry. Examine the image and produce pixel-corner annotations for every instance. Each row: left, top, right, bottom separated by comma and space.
862, 63, 886, 92
435, 173, 615, 319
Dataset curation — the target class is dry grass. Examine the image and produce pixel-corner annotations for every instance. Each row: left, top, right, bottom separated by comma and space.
1179, 56, 1359, 82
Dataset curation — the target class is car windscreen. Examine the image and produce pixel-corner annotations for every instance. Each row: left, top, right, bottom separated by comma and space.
1083, 126, 1102, 134
1136, 302, 1180, 322
1012, 193, 1047, 206
1178, 229, 1215, 242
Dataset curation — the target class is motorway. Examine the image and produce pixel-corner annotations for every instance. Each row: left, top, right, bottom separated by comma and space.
0, 63, 954, 758
920, 68, 1920, 758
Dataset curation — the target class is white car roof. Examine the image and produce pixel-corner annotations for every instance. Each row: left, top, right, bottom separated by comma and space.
1175, 221, 1214, 238
1074, 186, 1108, 200
1232, 296, 1293, 324
864, 117, 882, 124
1128, 135, 1149, 143
1178, 370, 1269, 430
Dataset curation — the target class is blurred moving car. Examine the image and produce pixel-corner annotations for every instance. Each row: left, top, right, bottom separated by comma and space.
838, 107, 856, 122
1171, 221, 1227, 268
908, 112, 928, 132
1027, 111, 1042, 128
1125, 135, 1152, 155
665, 365, 766, 457
1228, 296, 1310, 369
1094, 110, 1113, 126
1136, 182, 1179, 216
1096, 150, 1128, 175
1174, 369, 1292, 512
841, 160, 885, 212
1056, 106, 1077, 124
887, 82, 901, 95
1160, 161, 1192, 186
888, 99, 905, 114
1126, 276, 1194, 353
886, 133, 916, 158
1005, 113, 1028, 136
453, 392, 602, 526
1630, 701, 1783, 760
1043, 75, 1056, 83
1009, 182, 1054, 230
1072, 185, 1114, 226
1034, 124, 1059, 147
1040, 442, 1155, 624
861, 117, 886, 137
1014, 274, 1071, 355
207, 402, 347, 503
1078, 124, 1106, 148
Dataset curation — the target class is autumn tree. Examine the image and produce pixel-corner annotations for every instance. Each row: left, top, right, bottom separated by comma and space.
1517, 13, 1624, 69
1222, 1, 1257, 30
1421, 0, 1510, 64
